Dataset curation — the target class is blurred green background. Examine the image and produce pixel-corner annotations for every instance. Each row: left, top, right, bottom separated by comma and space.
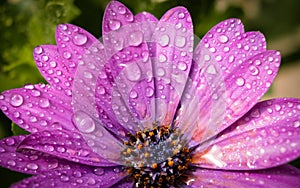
0, 0, 299, 187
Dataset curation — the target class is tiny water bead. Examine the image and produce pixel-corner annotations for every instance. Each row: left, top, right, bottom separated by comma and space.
121, 124, 196, 188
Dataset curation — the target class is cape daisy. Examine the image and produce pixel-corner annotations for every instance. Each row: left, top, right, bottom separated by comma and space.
0, 1, 300, 187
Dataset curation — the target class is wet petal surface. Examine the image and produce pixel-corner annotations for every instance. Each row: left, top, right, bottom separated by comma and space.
193, 98, 300, 170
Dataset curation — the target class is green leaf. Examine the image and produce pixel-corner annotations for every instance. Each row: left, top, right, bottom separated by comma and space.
11, 122, 29, 136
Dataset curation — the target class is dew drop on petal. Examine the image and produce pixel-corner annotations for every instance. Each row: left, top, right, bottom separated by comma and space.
159, 35, 170, 47
178, 12, 185, 19
73, 111, 96, 133
7, 160, 16, 166
178, 61, 187, 71
294, 121, 300, 128
218, 35, 229, 43
26, 163, 39, 170
73, 33, 88, 46
34, 46, 43, 55
129, 90, 138, 99
117, 5, 126, 14
125, 63, 141, 82
5, 137, 15, 146
249, 66, 259, 76
60, 174, 70, 182
129, 31, 144, 46
175, 36, 186, 48
206, 65, 216, 74
159, 54, 167, 63
10, 94, 24, 107
157, 67, 165, 77
146, 87, 154, 97
236, 77, 245, 86
39, 98, 50, 108
93, 168, 105, 176
63, 51, 72, 59
109, 20, 121, 31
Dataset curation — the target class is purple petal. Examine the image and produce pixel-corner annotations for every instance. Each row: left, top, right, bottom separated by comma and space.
55, 23, 98, 74
18, 129, 118, 166
11, 166, 126, 188
193, 98, 300, 170
177, 19, 280, 145
0, 136, 88, 174
0, 84, 75, 133
33, 45, 74, 97
189, 165, 300, 188
152, 7, 194, 125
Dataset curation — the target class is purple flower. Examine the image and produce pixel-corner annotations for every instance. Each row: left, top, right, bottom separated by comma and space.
1, 1, 300, 187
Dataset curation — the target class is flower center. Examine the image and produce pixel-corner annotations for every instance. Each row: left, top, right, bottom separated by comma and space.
121, 124, 195, 188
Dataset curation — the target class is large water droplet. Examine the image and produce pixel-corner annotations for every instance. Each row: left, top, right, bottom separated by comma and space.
117, 5, 126, 14
294, 121, 300, 128
125, 63, 141, 82
26, 163, 39, 170
60, 174, 70, 182
93, 168, 105, 176
128, 31, 143, 46
5, 137, 15, 146
159, 35, 170, 47
73, 111, 96, 133
178, 12, 185, 19
175, 36, 186, 48
7, 160, 16, 166
249, 66, 259, 76
218, 35, 229, 43
236, 77, 245, 86
159, 54, 167, 63
129, 90, 138, 99
146, 87, 154, 97
63, 51, 72, 59
10, 94, 24, 107
178, 61, 187, 71
39, 98, 50, 108
34, 46, 43, 55
73, 33, 88, 46
109, 20, 121, 31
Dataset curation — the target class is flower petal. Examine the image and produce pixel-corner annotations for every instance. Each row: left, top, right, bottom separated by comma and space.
0, 84, 75, 133
189, 165, 300, 188
0, 136, 85, 174
11, 166, 126, 188
193, 98, 300, 170
18, 129, 118, 166
152, 6, 194, 125
55, 23, 98, 73
178, 48, 280, 145
33, 45, 74, 97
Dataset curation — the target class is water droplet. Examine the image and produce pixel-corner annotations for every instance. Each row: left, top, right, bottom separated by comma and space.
204, 54, 210, 61
228, 55, 235, 63
57, 146, 66, 153
206, 65, 216, 74
93, 168, 105, 176
73, 111, 96, 133
125, 63, 141, 82
128, 31, 143, 46
178, 12, 185, 19
109, 19, 121, 31
30, 116, 37, 123
48, 159, 58, 169
146, 87, 154, 97
178, 61, 187, 71
294, 121, 300, 128
10, 94, 24, 107
73, 33, 88, 46
159, 54, 167, 63
42, 55, 49, 62
129, 90, 138, 99
60, 174, 70, 182
159, 35, 170, 47
84, 71, 93, 79
5, 138, 15, 146
34, 46, 43, 55
63, 51, 72, 59
175, 36, 186, 48
0, 94, 4, 100
275, 104, 281, 111
218, 35, 229, 43
118, 5, 126, 14
7, 160, 16, 166
39, 98, 50, 108
59, 24, 68, 31
236, 77, 245, 86
49, 61, 57, 68
249, 66, 259, 75
215, 55, 222, 62
0, 146, 5, 153
157, 67, 165, 77
267, 69, 273, 75
26, 163, 39, 170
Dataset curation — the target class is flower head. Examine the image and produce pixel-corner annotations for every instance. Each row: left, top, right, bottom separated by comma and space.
1, 1, 300, 187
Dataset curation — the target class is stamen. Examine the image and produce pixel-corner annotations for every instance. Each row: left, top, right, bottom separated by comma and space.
121, 124, 195, 188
